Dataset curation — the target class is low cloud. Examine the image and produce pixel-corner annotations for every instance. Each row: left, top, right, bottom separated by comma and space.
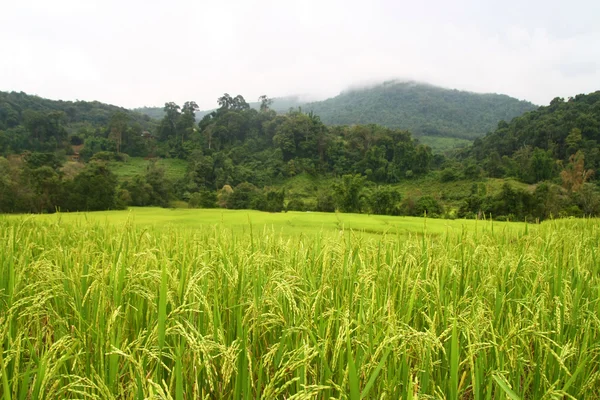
0, 0, 598, 109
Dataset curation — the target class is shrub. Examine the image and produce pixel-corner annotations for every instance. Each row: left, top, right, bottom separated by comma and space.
414, 195, 443, 217
440, 168, 459, 182
188, 190, 217, 208
316, 191, 335, 212
286, 198, 306, 211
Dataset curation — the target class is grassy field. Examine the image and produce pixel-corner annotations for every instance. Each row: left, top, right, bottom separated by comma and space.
108, 157, 188, 182
4, 207, 530, 238
1, 211, 599, 398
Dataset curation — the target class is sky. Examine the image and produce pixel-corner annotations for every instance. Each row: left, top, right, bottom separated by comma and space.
1, 0, 599, 109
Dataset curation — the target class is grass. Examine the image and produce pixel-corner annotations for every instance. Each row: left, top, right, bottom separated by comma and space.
417, 135, 473, 153
108, 157, 188, 182
1, 211, 599, 398
4, 207, 529, 237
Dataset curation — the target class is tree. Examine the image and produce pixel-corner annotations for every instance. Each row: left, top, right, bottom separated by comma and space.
29, 166, 63, 213
158, 102, 181, 141
333, 174, 366, 213
414, 195, 443, 217
217, 94, 232, 110
227, 182, 259, 209
179, 101, 199, 145
530, 148, 555, 182
369, 186, 401, 215
64, 162, 120, 211
258, 95, 273, 112
316, 191, 335, 212
560, 151, 594, 193
264, 188, 285, 212
188, 190, 217, 208
109, 111, 129, 153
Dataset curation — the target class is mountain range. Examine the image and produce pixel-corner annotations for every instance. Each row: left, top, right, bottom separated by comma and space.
134, 80, 537, 144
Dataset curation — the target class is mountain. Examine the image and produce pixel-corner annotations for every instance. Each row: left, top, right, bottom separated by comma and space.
0, 91, 157, 131
303, 81, 537, 140
132, 82, 535, 144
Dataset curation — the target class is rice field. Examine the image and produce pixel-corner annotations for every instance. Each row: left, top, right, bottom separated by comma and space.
0, 213, 599, 399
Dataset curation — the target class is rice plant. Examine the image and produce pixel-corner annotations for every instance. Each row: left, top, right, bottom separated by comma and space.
1, 216, 599, 399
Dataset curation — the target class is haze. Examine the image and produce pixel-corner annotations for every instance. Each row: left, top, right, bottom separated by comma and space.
1, 0, 598, 109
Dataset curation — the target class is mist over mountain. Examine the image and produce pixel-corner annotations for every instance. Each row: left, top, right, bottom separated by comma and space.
303, 81, 537, 139
134, 81, 536, 142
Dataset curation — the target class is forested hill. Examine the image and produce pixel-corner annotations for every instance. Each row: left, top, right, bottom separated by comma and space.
303, 81, 537, 139
0, 91, 156, 131
467, 91, 600, 183
0, 90, 158, 155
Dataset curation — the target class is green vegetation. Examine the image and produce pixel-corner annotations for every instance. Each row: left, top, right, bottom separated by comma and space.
0, 90, 156, 154
1, 214, 599, 398
419, 135, 472, 153
304, 80, 537, 139
469, 92, 600, 181
2, 82, 600, 398
2, 88, 600, 221
0, 207, 526, 236
135, 82, 534, 150
108, 157, 187, 182
134, 96, 306, 123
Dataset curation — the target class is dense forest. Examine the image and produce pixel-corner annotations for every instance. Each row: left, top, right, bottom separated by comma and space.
1, 88, 599, 221
304, 81, 537, 139
134, 82, 535, 141
469, 92, 600, 176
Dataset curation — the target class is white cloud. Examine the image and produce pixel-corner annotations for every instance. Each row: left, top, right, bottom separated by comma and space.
0, 0, 598, 109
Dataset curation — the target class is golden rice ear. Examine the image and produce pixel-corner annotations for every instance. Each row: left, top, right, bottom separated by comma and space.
0, 215, 596, 398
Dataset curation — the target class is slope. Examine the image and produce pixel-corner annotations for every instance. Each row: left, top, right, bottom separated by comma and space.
304, 80, 537, 140
0, 91, 157, 131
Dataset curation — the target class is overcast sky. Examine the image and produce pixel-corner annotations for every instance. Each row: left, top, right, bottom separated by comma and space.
1, 0, 598, 109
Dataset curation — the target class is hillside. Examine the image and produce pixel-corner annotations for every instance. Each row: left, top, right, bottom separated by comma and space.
0, 91, 157, 131
467, 91, 600, 183
0, 90, 159, 156
134, 83, 535, 143
304, 81, 537, 140
471, 91, 600, 160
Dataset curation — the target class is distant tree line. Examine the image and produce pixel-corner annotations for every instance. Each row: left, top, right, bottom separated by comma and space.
1, 90, 600, 221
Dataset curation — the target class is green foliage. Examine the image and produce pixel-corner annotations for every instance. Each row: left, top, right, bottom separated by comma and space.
286, 198, 306, 211
470, 91, 600, 181
263, 188, 285, 212
63, 162, 122, 211
368, 186, 402, 215
0, 91, 156, 130
316, 191, 336, 212
305, 81, 536, 139
4, 88, 600, 222
0, 90, 156, 156
413, 195, 444, 217
188, 190, 217, 208
119, 162, 173, 207
226, 182, 260, 210
333, 174, 367, 213
440, 167, 460, 182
